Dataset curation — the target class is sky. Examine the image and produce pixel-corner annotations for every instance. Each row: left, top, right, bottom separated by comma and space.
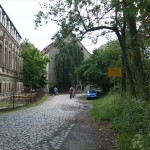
0, 0, 108, 54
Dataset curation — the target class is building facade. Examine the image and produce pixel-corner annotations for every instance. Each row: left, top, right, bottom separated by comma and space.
42, 37, 91, 90
0, 4, 22, 94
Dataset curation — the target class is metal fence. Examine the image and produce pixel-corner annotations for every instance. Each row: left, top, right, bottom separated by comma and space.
0, 89, 44, 111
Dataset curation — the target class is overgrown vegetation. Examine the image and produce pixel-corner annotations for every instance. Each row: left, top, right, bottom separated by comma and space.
90, 94, 150, 149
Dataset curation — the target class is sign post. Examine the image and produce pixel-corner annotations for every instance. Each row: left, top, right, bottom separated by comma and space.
108, 68, 122, 91
108, 68, 122, 77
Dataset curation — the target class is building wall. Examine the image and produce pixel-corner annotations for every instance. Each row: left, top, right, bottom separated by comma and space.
48, 46, 60, 86
0, 5, 22, 94
77, 41, 91, 59
42, 38, 91, 88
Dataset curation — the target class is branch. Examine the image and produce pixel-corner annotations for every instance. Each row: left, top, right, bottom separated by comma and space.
74, 0, 87, 31
81, 26, 117, 38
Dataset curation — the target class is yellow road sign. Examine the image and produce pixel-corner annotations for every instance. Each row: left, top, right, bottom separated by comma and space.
108, 68, 122, 77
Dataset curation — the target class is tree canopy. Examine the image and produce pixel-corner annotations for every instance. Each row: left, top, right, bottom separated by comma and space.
21, 39, 50, 89
55, 42, 84, 90
76, 41, 121, 92
35, 0, 150, 98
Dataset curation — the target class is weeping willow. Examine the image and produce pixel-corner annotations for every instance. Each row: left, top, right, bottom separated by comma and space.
56, 43, 84, 90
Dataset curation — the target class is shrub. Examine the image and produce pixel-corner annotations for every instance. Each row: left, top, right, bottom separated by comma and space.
90, 94, 150, 149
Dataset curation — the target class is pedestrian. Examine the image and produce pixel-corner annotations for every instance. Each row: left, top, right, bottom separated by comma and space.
69, 86, 74, 98
49, 87, 53, 95
54, 87, 58, 96
72, 87, 75, 97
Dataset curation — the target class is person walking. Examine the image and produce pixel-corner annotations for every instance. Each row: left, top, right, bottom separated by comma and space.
72, 87, 75, 98
54, 87, 58, 96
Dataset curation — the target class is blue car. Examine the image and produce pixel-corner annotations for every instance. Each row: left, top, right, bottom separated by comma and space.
86, 89, 98, 100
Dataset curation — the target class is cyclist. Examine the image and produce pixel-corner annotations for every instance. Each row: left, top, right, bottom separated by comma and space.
69, 86, 74, 98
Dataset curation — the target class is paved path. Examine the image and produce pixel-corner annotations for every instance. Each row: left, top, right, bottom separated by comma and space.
0, 94, 100, 150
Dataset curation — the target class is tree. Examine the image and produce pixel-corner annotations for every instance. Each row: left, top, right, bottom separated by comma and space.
21, 39, 50, 89
35, 0, 136, 96
122, 0, 149, 98
76, 41, 122, 93
35, 0, 149, 98
55, 42, 84, 90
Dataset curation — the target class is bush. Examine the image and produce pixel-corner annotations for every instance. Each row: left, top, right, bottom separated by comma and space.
90, 94, 150, 149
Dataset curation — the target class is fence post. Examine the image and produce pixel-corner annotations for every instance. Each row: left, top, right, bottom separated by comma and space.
13, 92, 15, 108
25, 92, 27, 105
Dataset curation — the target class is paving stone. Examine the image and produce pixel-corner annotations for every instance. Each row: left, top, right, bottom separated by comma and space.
0, 94, 82, 150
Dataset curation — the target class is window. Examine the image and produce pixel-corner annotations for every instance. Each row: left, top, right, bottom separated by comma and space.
15, 55, 17, 71
6, 21, 9, 31
9, 83, 10, 92
5, 82, 6, 92
11, 26, 14, 36
8, 21, 11, 32
0, 9, 2, 23
13, 53, 15, 70
3, 15, 6, 27
0, 83, 1, 93
8, 51, 11, 68
5, 47, 7, 68
0, 44, 2, 67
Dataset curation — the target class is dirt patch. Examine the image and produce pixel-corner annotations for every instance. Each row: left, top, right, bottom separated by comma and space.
94, 121, 118, 150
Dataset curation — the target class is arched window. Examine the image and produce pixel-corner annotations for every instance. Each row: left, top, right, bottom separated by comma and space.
0, 44, 2, 67
11, 26, 14, 36
5, 47, 7, 68
0, 8, 2, 23
8, 51, 11, 69
3, 15, 7, 27
0, 83, 1, 93
8, 21, 11, 32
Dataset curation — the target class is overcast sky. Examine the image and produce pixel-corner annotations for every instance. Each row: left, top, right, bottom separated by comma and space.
0, 0, 108, 53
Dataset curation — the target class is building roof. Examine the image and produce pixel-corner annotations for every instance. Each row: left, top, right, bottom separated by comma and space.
42, 42, 55, 54
42, 38, 91, 56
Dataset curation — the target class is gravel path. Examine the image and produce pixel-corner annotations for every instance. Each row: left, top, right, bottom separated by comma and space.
0, 94, 84, 150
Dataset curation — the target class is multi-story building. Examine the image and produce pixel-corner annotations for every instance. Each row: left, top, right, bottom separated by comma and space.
42, 36, 91, 90
0, 4, 22, 94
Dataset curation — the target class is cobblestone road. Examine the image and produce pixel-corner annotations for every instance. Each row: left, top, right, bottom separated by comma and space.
0, 94, 84, 150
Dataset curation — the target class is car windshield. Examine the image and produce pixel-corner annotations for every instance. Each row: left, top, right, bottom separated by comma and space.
89, 90, 96, 93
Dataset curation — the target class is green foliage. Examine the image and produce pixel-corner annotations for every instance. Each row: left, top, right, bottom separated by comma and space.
90, 94, 116, 121
90, 94, 150, 149
76, 41, 121, 92
21, 39, 50, 88
34, 0, 121, 41
35, 0, 150, 98
55, 42, 84, 90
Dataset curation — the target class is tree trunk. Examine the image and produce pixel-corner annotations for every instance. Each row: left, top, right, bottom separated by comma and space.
116, 29, 136, 97
127, 14, 146, 98
121, 53, 126, 95
121, 23, 127, 96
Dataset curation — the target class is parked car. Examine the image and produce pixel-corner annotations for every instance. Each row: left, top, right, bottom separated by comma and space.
86, 89, 99, 100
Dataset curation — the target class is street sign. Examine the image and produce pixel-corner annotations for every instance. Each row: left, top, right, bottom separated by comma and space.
108, 68, 122, 77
